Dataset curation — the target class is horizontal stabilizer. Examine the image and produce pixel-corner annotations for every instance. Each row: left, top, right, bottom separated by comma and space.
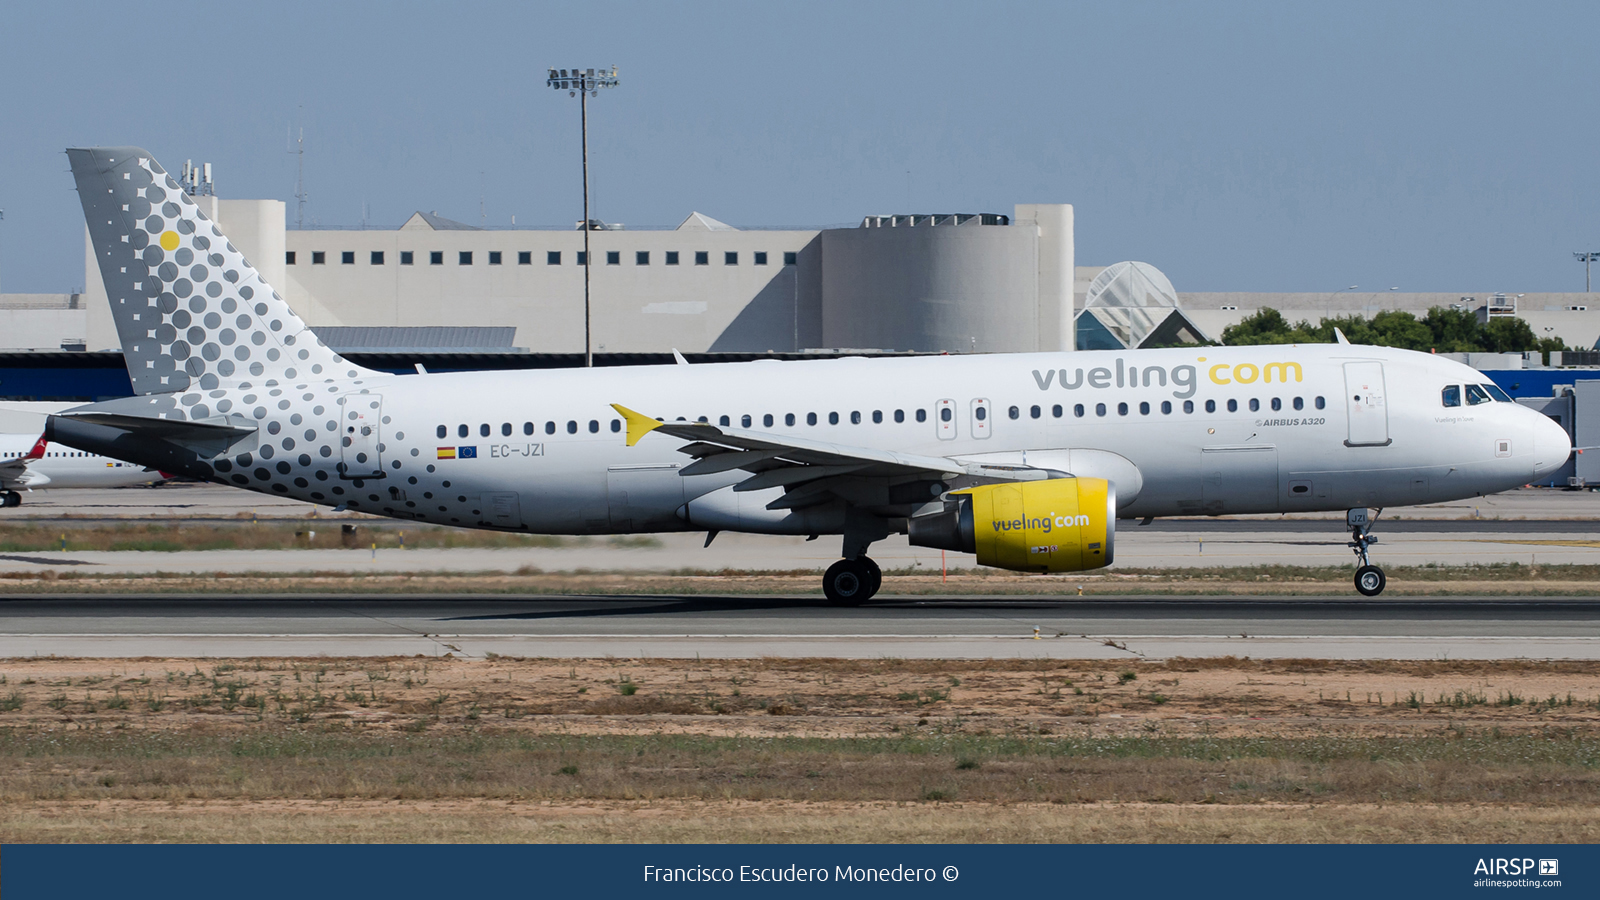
52, 412, 257, 457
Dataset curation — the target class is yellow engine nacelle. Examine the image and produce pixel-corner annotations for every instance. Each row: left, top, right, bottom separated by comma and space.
907, 477, 1115, 573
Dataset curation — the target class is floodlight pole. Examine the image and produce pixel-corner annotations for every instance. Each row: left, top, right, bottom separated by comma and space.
1576, 252, 1600, 293
549, 66, 619, 367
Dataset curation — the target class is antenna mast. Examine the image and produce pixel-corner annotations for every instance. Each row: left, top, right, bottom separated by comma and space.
288, 110, 307, 230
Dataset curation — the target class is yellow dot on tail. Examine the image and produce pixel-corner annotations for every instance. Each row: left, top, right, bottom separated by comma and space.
159, 231, 179, 251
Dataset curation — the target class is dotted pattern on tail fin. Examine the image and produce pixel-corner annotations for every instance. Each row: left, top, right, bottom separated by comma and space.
69, 147, 375, 396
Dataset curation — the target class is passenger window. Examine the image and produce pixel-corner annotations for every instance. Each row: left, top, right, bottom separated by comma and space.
1074, 404, 1085, 417
763, 414, 774, 427
1095, 403, 1107, 417
524, 422, 534, 435
850, 411, 861, 424
719, 415, 730, 426
939, 407, 952, 422
894, 409, 905, 423
567, 421, 578, 434
501, 423, 512, 436
1205, 400, 1216, 413
872, 410, 883, 423
916, 409, 927, 423
741, 414, 752, 427
1117, 402, 1128, 416
1160, 401, 1171, 414
611, 420, 622, 432
1271, 398, 1281, 411
1293, 397, 1304, 411
480, 423, 491, 437
976, 406, 988, 422
1227, 399, 1238, 413
436, 425, 447, 439
545, 421, 556, 434
1441, 385, 1461, 407
458, 424, 469, 438
1030, 405, 1041, 419
786, 413, 796, 426
1248, 399, 1259, 412
1139, 401, 1150, 415
1008, 406, 1020, 419
1466, 384, 1493, 405
589, 420, 599, 433
1315, 396, 1326, 409
1484, 384, 1512, 402
1052, 404, 1063, 418
828, 412, 839, 425
1184, 400, 1194, 413
807, 413, 818, 425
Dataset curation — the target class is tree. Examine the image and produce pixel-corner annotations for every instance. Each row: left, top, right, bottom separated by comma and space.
1422, 308, 1481, 353
1479, 316, 1539, 353
1220, 305, 1573, 360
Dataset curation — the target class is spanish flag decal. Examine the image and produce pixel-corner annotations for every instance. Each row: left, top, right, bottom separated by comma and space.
436, 447, 457, 459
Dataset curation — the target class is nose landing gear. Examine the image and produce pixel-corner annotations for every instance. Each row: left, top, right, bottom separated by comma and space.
1348, 508, 1385, 596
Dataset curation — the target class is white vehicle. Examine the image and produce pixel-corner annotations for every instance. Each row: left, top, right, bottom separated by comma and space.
49, 147, 1571, 599
0, 433, 167, 507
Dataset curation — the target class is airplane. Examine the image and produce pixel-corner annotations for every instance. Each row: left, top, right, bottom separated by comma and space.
45, 147, 1571, 600
0, 432, 168, 506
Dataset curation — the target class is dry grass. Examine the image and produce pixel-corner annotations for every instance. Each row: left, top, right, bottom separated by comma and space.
0, 522, 660, 553
4, 800, 1596, 844
0, 656, 1594, 842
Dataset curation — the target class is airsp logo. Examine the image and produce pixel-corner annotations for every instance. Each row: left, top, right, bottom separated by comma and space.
1473, 858, 1548, 876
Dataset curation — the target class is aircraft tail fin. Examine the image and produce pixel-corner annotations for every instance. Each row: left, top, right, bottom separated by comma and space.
66, 147, 376, 395
23, 435, 46, 462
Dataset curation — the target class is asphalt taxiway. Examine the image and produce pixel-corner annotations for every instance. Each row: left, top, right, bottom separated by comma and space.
1, 594, 1595, 660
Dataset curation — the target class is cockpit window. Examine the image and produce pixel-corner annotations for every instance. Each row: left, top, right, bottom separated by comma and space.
1441, 385, 1461, 408
1465, 384, 1493, 406
1483, 383, 1512, 402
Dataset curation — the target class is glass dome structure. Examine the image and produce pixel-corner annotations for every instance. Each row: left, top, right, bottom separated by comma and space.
1076, 261, 1213, 350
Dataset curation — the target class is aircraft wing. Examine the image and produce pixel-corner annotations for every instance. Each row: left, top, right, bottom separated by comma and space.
611, 404, 1057, 511
0, 435, 48, 491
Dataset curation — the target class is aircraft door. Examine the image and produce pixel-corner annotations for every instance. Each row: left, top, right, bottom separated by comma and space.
339, 393, 384, 479
1343, 362, 1391, 447
936, 399, 956, 440
970, 398, 992, 439
607, 464, 685, 532
481, 492, 522, 528
1201, 445, 1279, 513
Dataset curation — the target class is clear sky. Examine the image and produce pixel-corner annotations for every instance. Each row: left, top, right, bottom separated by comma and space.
2, 1, 1597, 295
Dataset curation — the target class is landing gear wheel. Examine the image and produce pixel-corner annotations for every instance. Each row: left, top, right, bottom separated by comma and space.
861, 557, 882, 597
0, 491, 19, 509
1354, 565, 1386, 597
823, 558, 875, 606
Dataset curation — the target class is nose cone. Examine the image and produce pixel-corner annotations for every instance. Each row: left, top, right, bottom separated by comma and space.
1533, 413, 1572, 481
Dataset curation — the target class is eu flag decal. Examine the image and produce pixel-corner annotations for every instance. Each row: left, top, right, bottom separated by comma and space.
458, 446, 478, 459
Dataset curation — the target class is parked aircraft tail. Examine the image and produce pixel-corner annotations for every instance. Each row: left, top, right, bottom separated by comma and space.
66, 147, 376, 395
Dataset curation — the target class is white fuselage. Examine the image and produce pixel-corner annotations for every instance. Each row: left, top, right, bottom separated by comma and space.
148, 343, 1566, 534
0, 434, 164, 490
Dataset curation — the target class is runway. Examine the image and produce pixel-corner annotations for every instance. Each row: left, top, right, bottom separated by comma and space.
2, 594, 1596, 660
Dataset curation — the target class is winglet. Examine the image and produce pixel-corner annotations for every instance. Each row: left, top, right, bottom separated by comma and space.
1333, 327, 1351, 345
24, 434, 46, 461
610, 404, 664, 447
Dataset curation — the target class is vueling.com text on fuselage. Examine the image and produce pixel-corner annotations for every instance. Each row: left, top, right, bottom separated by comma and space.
1031, 358, 1304, 399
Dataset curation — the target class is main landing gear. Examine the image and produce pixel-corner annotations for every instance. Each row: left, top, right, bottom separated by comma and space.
0, 491, 20, 509
823, 556, 881, 606
1347, 508, 1386, 596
